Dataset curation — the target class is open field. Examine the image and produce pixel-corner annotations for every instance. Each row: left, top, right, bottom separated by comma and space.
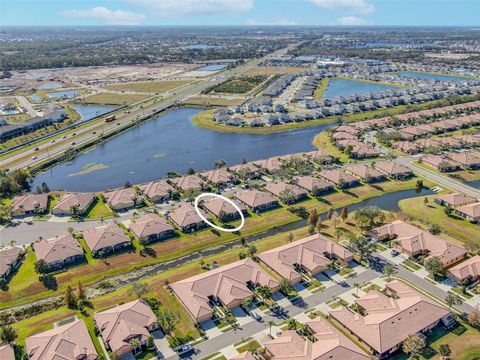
183, 96, 246, 107
83, 92, 151, 105
203, 75, 268, 95
242, 66, 308, 76
102, 80, 192, 94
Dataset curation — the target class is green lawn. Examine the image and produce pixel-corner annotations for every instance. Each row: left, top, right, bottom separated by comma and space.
312, 131, 350, 162
402, 259, 421, 271
84, 196, 113, 219
236, 340, 261, 353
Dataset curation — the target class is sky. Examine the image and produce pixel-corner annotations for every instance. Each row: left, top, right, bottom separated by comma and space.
1, 0, 479, 27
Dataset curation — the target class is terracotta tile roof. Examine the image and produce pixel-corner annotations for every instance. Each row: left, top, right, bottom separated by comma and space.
436, 192, 477, 207
137, 181, 173, 201
295, 176, 333, 192
374, 161, 412, 176
264, 182, 307, 199
258, 234, 353, 283
103, 188, 137, 209
12, 194, 48, 213
228, 162, 259, 175
253, 157, 283, 172
447, 152, 480, 167
94, 299, 157, 354
201, 196, 246, 218
448, 255, 480, 281
332, 132, 358, 141
230, 352, 256, 360
302, 150, 334, 163
129, 213, 174, 239
234, 189, 278, 209
52, 193, 95, 213
171, 258, 279, 322
0, 344, 14, 360
0, 247, 21, 278
168, 203, 207, 229
25, 319, 97, 360
392, 141, 420, 154
82, 224, 131, 253
201, 169, 234, 185
33, 233, 83, 265
171, 175, 204, 192
414, 138, 442, 149
421, 155, 460, 169
330, 281, 450, 355
318, 170, 358, 186
345, 164, 385, 180
456, 202, 480, 220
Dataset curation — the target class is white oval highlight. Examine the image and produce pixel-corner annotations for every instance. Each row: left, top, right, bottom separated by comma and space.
194, 193, 245, 233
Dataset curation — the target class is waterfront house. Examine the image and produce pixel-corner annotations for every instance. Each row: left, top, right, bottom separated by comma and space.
82, 224, 132, 257
33, 233, 84, 270
303, 150, 335, 164
94, 299, 158, 356
264, 182, 308, 204
200, 169, 235, 187
25, 319, 97, 360
345, 163, 386, 182
52, 192, 95, 216
137, 180, 173, 203
455, 201, 480, 222
168, 203, 207, 233
201, 196, 247, 222
435, 192, 477, 208
295, 175, 333, 195
170, 175, 205, 192
448, 255, 480, 283
234, 189, 279, 212
0, 247, 22, 280
171, 258, 279, 323
447, 152, 480, 169
318, 169, 360, 188
228, 162, 261, 179
103, 187, 140, 211
253, 157, 283, 173
11, 193, 48, 217
129, 213, 176, 244
374, 161, 413, 180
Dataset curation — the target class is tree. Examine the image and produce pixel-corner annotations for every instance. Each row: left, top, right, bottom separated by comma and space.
256, 285, 272, 300
424, 256, 444, 278
349, 236, 375, 262
157, 308, 178, 337
267, 320, 275, 336
130, 338, 141, 354
340, 206, 348, 222
334, 228, 343, 243
279, 278, 294, 296
402, 334, 425, 359
354, 282, 360, 296
438, 344, 451, 360
354, 206, 385, 232
443, 205, 453, 216
424, 197, 429, 206
287, 232, 294, 243
279, 188, 296, 205
315, 218, 322, 233
242, 298, 254, 310
468, 307, 480, 329
77, 281, 86, 300
65, 285, 77, 309
0, 325, 17, 344
247, 244, 257, 258
214, 159, 226, 169
429, 224, 441, 235
287, 318, 298, 330
34, 259, 49, 274
307, 209, 318, 227
445, 293, 462, 310
383, 264, 397, 281
186, 167, 195, 175
128, 282, 150, 299
416, 180, 424, 191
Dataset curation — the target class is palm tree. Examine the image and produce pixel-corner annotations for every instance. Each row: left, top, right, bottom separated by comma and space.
267, 320, 275, 336
438, 344, 451, 360
130, 338, 141, 354
383, 264, 397, 281
286, 318, 297, 330
354, 282, 360, 297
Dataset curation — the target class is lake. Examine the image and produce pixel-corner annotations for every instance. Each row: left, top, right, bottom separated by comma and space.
198, 64, 227, 71
323, 79, 399, 99
37, 83, 62, 90
31, 107, 331, 192
467, 180, 480, 189
46, 90, 80, 99
399, 72, 470, 82
70, 104, 118, 123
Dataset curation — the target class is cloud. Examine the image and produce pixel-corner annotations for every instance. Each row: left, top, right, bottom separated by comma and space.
336, 16, 368, 25
310, 0, 374, 14
62, 6, 146, 25
246, 17, 298, 26
130, 0, 254, 16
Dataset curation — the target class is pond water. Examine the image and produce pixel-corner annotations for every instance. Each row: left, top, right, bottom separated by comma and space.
30, 94, 42, 103
398, 72, 471, 82
467, 180, 480, 189
32, 107, 331, 192
70, 104, 118, 123
198, 64, 227, 71
46, 90, 80, 99
323, 79, 399, 99
37, 83, 62, 90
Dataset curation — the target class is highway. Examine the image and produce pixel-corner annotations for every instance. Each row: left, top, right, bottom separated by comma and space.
1, 44, 295, 172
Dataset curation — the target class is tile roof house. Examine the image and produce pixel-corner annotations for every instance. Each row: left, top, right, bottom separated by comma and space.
33, 233, 84, 270
230, 352, 256, 360
370, 220, 467, 268
0, 344, 14, 360
201, 196, 247, 222
171, 258, 279, 323
345, 164, 386, 182
170, 175, 205, 192
200, 169, 235, 187
264, 317, 369, 360
264, 182, 308, 204
253, 157, 283, 173
434, 192, 477, 208
25, 319, 98, 360
447, 152, 480, 169
137, 181, 173, 203
374, 161, 413, 179
168, 203, 208, 232
318, 170, 360, 188
392, 141, 420, 155
295, 176, 333, 195
330, 280, 451, 359
448, 255, 480, 283
303, 150, 335, 164
0, 246, 22, 280
82, 224, 132, 257
258, 234, 353, 284
420, 155, 460, 172
94, 299, 158, 356
234, 189, 279, 212
103, 187, 140, 211
228, 163, 261, 179
11, 193, 48, 216
455, 201, 480, 222
129, 213, 176, 244
52, 192, 95, 216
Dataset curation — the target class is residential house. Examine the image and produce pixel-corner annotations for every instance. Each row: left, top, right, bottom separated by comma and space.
52, 192, 95, 216
201, 196, 247, 222
258, 234, 353, 284
392, 141, 420, 155
129, 213, 176, 244
421, 155, 460, 172
82, 224, 132, 257
168, 203, 207, 233
234, 189, 279, 212
264, 182, 308, 204
103, 188, 140, 211
33, 233, 84, 270
295, 176, 333, 195
0, 247, 22, 280
0, 345, 14, 360
171, 258, 279, 323
345, 164, 386, 182
94, 299, 158, 356
303, 150, 335, 164
25, 319, 98, 360
201, 169, 235, 187
137, 180, 173, 203
11, 193, 48, 217
318, 169, 360, 188
374, 161, 413, 180
253, 157, 283, 173
330, 280, 451, 359
448, 255, 480, 283
435, 193, 477, 208
228, 163, 261, 179
447, 152, 480, 169
170, 175, 205, 192
455, 202, 480, 222
370, 220, 467, 268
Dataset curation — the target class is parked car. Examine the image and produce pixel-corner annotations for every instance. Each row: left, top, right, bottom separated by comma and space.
174, 345, 194, 356
391, 249, 400, 257
34, 147, 39, 151
31, 156, 37, 160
